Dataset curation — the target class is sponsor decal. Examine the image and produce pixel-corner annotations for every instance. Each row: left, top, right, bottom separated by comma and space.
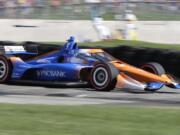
119, 64, 125, 67
36, 57, 55, 63
4, 46, 25, 53
37, 70, 66, 78
36, 59, 50, 63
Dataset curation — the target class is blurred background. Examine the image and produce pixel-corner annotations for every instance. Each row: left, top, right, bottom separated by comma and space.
0, 0, 180, 43
0, 0, 180, 20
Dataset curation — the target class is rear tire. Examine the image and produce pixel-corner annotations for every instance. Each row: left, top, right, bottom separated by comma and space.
90, 62, 119, 91
0, 56, 12, 83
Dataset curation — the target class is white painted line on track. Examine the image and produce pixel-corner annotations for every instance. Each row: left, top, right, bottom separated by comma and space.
74, 94, 88, 98
0, 95, 136, 105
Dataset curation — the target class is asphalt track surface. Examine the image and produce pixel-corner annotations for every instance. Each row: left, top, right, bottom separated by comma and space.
0, 82, 180, 107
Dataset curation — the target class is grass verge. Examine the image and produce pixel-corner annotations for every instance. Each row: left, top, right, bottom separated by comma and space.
0, 104, 180, 135
46, 40, 180, 50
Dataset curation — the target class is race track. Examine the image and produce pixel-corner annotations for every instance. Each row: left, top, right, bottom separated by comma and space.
0, 83, 180, 107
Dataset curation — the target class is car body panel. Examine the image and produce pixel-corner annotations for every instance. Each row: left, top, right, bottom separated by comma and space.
10, 56, 92, 81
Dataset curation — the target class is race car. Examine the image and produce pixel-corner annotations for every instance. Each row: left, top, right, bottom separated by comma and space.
0, 36, 179, 91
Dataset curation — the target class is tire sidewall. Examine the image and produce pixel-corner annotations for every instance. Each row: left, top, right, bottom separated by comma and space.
0, 56, 11, 83
90, 63, 112, 91
141, 62, 165, 91
141, 64, 158, 75
141, 62, 165, 75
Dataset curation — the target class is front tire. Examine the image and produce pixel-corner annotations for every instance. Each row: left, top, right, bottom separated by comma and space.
90, 63, 119, 91
0, 56, 12, 83
141, 62, 165, 92
141, 62, 165, 75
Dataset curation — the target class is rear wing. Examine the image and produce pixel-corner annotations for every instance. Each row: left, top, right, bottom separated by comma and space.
0, 45, 38, 55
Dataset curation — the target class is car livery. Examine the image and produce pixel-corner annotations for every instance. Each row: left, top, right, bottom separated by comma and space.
0, 36, 179, 91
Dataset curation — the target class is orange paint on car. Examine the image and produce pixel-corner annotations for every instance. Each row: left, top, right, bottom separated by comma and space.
88, 49, 104, 53
110, 61, 172, 84
10, 57, 23, 62
116, 74, 126, 88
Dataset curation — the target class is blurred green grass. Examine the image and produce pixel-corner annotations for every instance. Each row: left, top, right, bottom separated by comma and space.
0, 104, 180, 135
45, 40, 180, 50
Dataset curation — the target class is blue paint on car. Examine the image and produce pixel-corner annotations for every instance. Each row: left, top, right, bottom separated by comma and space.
146, 82, 164, 90
9, 36, 94, 82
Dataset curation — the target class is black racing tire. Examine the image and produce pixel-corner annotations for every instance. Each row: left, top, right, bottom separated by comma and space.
141, 62, 165, 75
141, 62, 165, 92
0, 55, 12, 83
90, 62, 119, 91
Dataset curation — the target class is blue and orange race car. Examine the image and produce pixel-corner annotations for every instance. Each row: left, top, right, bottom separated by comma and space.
0, 36, 179, 91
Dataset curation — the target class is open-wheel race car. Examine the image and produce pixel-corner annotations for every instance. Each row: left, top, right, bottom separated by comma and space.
0, 36, 179, 91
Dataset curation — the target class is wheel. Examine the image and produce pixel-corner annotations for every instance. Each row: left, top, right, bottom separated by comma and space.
141, 62, 165, 92
90, 62, 119, 91
141, 62, 165, 75
0, 55, 12, 83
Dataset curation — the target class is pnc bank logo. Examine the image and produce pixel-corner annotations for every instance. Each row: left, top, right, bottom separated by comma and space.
37, 70, 66, 78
